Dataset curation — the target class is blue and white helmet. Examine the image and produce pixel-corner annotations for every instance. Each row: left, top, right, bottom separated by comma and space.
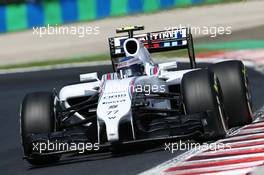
117, 56, 144, 78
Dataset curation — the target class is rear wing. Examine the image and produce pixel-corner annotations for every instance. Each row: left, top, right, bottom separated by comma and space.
108, 27, 196, 69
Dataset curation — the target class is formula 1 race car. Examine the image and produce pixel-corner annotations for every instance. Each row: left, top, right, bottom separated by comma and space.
20, 25, 253, 165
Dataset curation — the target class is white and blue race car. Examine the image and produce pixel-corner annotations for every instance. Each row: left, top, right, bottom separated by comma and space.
20, 26, 253, 165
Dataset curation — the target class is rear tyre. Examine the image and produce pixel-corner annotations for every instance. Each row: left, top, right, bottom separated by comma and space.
181, 69, 228, 141
20, 92, 61, 165
209, 60, 253, 127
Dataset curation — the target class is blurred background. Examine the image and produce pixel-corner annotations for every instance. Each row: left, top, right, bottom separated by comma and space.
2, 0, 263, 68
0, 0, 234, 32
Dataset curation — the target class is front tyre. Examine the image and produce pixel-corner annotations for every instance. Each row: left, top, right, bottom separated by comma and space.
181, 69, 228, 141
209, 60, 253, 127
20, 92, 61, 165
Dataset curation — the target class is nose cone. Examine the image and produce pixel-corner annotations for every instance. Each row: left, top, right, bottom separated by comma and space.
97, 78, 133, 142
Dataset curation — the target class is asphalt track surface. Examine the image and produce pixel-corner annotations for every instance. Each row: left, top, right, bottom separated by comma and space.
0, 63, 263, 175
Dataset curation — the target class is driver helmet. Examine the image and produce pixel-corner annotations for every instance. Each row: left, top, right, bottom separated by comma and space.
117, 56, 144, 78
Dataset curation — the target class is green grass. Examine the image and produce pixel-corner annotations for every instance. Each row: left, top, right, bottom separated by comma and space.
0, 54, 109, 70
7, 38, 263, 70
196, 40, 264, 50
0, 48, 226, 70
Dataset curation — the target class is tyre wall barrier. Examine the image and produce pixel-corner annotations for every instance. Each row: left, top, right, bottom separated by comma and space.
0, 0, 224, 33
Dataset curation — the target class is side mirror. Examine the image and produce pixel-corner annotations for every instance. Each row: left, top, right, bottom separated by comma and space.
158, 62, 177, 70
80, 72, 99, 82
